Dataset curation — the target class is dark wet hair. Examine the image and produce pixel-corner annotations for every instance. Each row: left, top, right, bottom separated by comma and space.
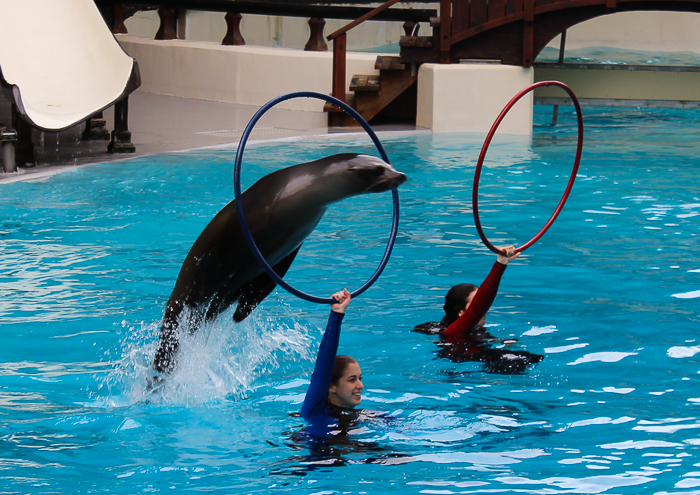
441, 283, 478, 327
331, 355, 358, 386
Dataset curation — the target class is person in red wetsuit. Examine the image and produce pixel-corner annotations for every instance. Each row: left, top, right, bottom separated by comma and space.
442, 246, 519, 340
414, 245, 543, 374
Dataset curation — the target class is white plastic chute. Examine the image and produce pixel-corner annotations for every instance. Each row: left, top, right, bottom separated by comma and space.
0, 0, 139, 131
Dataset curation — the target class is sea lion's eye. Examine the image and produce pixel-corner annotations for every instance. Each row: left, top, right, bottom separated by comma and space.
350, 166, 385, 177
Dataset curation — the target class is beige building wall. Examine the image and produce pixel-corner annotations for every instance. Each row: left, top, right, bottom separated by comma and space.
546, 11, 700, 53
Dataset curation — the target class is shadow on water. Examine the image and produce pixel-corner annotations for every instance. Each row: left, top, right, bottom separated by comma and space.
438, 344, 544, 375
412, 323, 544, 375
268, 411, 402, 476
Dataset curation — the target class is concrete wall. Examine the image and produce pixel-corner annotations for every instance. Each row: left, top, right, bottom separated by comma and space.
417, 64, 534, 134
118, 35, 378, 112
535, 67, 700, 102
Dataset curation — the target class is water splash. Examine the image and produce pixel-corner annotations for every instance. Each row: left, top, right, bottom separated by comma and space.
97, 304, 315, 407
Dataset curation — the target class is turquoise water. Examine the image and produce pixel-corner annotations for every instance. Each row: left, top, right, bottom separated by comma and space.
537, 46, 700, 66
1, 105, 700, 493
356, 43, 700, 67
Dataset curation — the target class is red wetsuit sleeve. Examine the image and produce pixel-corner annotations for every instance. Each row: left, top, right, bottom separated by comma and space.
442, 261, 507, 340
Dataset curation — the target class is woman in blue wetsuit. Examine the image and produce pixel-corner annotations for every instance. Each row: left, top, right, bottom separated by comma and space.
300, 288, 383, 440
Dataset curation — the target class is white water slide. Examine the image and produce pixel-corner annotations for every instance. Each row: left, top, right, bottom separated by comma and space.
0, 0, 139, 131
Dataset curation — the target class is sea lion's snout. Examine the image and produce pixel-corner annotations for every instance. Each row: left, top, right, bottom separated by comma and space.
366, 166, 407, 193
353, 156, 407, 193
345, 155, 407, 193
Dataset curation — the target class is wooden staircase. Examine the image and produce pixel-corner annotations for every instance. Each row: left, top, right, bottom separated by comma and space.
325, 55, 418, 127
399, 26, 438, 65
323, 0, 439, 127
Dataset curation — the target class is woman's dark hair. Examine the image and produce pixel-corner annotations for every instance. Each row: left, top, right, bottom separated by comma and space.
331, 355, 357, 386
441, 283, 478, 327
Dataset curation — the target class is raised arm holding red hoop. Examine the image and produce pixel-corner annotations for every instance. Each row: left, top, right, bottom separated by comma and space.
414, 81, 582, 374
474, 80, 583, 256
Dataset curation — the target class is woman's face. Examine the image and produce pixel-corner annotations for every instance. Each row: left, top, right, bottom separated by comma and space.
329, 362, 363, 408
460, 289, 487, 327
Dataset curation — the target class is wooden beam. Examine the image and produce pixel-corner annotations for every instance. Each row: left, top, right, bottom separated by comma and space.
110, 4, 128, 34
440, 0, 451, 63
332, 33, 347, 104
522, 0, 534, 65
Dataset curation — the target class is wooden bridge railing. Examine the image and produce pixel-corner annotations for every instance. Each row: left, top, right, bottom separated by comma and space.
435, 0, 700, 66
97, 1, 434, 46
438, 0, 539, 65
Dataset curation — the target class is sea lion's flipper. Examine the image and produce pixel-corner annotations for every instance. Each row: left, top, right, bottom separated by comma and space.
233, 245, 302, 322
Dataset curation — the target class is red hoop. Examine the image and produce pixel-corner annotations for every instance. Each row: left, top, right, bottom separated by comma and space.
472, 81, 584, 255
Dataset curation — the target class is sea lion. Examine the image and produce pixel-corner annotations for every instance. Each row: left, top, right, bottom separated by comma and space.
152, 153, 407, 375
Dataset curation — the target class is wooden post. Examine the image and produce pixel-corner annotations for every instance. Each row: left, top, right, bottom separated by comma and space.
403, 20, 417, 37
1, 128, 18, 173
11, 105, 35, 166
82, 111, 110, 141
332, 33, 347, 103
439, 0, 451, 63
550, 30, 566, 126
111, 4, 128, 34
108, 97, 135, 153
305, 17, 328, 51
330, 33, 347, 126
155, 8, 177, 40
222, 12, 245, 45
522, 0, 534, 66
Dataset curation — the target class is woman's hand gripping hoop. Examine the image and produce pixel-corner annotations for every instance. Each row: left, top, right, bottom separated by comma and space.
233, 91, 400, 304
472, 81, 584, 256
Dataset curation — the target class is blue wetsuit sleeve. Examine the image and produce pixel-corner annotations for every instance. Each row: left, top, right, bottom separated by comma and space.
300, 311, 344, 420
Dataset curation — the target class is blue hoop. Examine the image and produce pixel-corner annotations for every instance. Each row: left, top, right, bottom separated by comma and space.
233, 91, 400, 304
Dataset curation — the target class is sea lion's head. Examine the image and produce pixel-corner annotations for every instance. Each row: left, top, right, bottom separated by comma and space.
348, 154, 407, 193
263, 153, 407, 211
324, 153, 406, 198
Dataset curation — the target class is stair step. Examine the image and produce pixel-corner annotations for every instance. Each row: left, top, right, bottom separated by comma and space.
350, 74, 381, 92
375, 55, 405, 71
323, 94, 356, 113
399, 36, 433, 49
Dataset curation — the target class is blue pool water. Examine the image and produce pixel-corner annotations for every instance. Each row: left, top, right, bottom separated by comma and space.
1, 104, 699, 493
